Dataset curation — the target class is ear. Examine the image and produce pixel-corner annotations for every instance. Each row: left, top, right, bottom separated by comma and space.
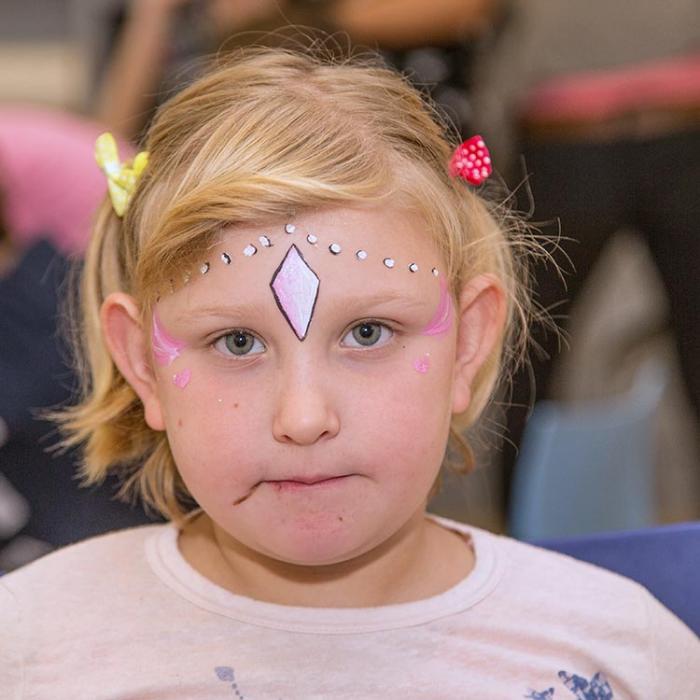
101, 293, 166, 431
451, 274, 507, 414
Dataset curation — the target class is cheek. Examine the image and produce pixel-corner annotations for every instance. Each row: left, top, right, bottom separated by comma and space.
158, 369, 260, 467
357, 350, 454, 456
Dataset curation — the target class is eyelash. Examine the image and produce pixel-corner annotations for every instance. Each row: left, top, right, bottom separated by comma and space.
213, 329, 266, 358
211, 320, 396, 358
340, 320, 395, 349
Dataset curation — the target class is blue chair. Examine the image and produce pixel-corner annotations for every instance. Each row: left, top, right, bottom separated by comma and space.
535, 522, 700, 637
508, 362, 666, 540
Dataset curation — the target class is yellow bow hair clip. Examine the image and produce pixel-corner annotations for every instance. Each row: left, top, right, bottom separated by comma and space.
95, 132, 149, 217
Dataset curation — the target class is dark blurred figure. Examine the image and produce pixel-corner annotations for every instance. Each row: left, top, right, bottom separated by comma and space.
0, 108, 158, 571
87, 0, 499, 142
471, 0, 700, 519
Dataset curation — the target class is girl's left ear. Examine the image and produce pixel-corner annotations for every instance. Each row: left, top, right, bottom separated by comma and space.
451, 274, 507, 414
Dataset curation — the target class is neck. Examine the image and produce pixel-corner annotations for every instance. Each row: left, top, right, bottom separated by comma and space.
178, 511, 474, 608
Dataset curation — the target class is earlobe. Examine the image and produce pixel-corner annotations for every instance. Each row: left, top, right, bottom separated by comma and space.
101, 293, 166, 431
451, 275, 507, 414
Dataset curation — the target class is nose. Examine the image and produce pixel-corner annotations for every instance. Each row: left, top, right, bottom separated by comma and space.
272, 369, 340, 446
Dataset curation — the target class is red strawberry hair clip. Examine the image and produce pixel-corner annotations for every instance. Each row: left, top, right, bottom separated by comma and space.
448, 135, 492, 185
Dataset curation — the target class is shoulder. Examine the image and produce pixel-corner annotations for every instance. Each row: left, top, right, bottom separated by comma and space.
1, 524, 167, 604
439, 515, 663, 628
491, 527, 656, 615
440, 517, 700, 692
493, 533, 700, 692
438, 516, 650, 595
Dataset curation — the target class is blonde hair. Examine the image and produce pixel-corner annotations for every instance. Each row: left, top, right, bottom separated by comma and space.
58, 46, 536, 523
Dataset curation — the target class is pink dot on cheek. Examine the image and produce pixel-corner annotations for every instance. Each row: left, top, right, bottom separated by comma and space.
172, 368, 192, 389
413, 354, 431, 374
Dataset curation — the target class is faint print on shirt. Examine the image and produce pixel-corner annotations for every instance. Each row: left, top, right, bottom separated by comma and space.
215, 666, 249, 699
525, 670, 614, 699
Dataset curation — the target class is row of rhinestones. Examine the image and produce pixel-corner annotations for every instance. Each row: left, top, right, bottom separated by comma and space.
185, 223, 439, 284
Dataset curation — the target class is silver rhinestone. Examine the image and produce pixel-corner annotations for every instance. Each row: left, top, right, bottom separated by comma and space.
409, 263, 419, 273
383, 258, 395, 269
221, 252, 231, 265
329, 243, 342, 255
200, 262, 210, 274
285, 224, 296, 234
259, 235, 272, 247
306, 234, 318, 244
243, 245, 257, 257
356, 249, 368, 260
432, 267, 439, 276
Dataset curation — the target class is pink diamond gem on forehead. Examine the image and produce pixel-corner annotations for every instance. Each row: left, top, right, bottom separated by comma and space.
270, 244, 320, 341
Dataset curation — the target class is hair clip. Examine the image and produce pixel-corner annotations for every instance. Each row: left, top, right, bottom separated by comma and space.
448, 135, 492, 186
95, 132, 149, 217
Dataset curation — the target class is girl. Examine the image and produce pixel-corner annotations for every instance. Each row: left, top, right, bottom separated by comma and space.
1, 47, 697, 698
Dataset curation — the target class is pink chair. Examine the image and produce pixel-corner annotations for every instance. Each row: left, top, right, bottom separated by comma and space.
0, 106, 134, 255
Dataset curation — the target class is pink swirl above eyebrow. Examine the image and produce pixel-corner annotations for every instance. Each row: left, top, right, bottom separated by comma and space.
422, 278, 453, 335
152, 312, 186, 366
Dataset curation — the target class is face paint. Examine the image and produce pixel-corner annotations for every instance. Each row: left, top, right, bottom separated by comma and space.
152, 312, 187, 366
421, 278, 452, 336
270, 244, 320, 341
167, 221, 442, 302
413, 353, 431, 374
172, 368, 191, 389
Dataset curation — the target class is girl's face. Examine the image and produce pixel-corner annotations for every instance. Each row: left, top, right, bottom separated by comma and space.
137, 204, 495, 566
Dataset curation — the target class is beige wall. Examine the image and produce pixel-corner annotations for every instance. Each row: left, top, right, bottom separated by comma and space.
0, 41, 88, 108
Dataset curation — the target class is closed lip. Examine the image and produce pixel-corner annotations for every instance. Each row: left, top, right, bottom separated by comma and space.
267, 474, 350, 485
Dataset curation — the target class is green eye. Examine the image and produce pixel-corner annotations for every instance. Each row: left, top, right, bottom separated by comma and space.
343, 322, 392, 348
216, 330, 265, 357
352, 323, 381, 346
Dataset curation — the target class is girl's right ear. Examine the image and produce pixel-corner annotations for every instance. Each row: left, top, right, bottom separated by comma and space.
100, 293, 166, 431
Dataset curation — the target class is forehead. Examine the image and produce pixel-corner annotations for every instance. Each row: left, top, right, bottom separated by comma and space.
168, 203, 445, 310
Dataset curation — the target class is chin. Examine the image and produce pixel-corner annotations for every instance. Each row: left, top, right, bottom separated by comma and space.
255, 514, 374, 567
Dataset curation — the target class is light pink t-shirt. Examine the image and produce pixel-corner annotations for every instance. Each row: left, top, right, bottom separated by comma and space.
1, 515, 698, 699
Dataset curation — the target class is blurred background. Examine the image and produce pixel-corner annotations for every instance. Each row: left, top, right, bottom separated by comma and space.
0, 0, 698, 570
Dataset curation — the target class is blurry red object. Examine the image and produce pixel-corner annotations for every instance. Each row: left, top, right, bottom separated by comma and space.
448, 135, 493, 185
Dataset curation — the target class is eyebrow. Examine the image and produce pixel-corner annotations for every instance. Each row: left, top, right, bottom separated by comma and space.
324, 290, 428, 315
180, 290, 427, 322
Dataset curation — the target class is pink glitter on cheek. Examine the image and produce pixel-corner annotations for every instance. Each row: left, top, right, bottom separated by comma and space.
152, 312, 186, 366
422, 278, 453, 336
172, 368, 191, 389
413, 354, 431, 374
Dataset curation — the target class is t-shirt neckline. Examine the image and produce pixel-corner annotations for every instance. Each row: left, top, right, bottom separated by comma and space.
146, 514, 503, 634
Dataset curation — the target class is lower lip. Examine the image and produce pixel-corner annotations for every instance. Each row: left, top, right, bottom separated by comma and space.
268, 476, 351, 492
